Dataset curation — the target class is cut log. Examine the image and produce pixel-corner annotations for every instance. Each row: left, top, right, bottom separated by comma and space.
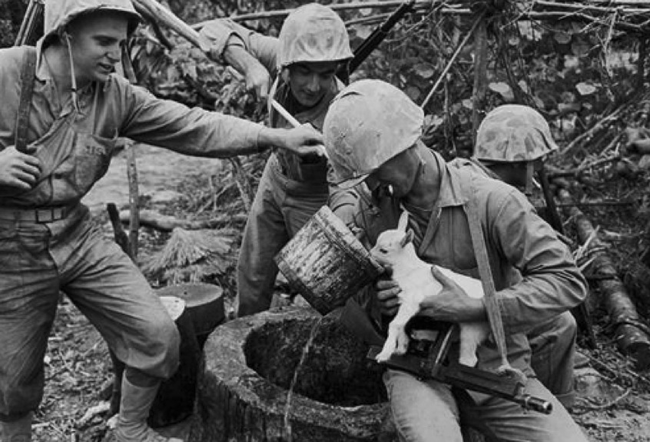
558, 189, 650, 369
190, 308, 389, 442
119, 209, 246, 232
149, 296, 202, 428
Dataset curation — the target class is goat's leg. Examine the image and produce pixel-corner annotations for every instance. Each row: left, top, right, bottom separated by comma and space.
458, 322, 489, 367
376, 303, 419, 362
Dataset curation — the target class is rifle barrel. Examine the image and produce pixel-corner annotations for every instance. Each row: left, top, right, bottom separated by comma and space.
15, 0, 43, 46
339, 0, 416, 80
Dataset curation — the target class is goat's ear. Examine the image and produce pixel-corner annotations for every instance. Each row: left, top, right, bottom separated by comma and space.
399, 229, 414, 248
397, 211, 409, 232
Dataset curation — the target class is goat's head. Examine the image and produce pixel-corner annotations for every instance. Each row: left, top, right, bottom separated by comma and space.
370, 211, 415, 266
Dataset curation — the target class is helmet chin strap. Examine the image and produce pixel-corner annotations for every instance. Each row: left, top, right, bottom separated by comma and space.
524, 161, 536, 196
63, 32, 81, 114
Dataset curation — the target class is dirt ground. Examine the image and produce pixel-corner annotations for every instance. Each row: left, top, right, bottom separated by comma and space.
30, 146, 650, 442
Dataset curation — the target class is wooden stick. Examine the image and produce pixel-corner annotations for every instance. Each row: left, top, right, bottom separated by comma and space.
119, 209, 247, 232
270, 99, 329, 159
228, 158, 254, 213
126, 143, 140, 259
420, 12, 483, 109
559, 106, 625, 155
191, 2, 469, 29
132, 0, 211, 52
471, 17, 488, 148
547, 155, 621, 178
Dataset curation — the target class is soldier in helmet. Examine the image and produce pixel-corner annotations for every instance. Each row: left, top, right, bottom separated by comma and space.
323, 80, 589, 442
451, 105, 581, 410
473, 105, 560, 216
200, 4, 356, 317
0, 0, 325, 440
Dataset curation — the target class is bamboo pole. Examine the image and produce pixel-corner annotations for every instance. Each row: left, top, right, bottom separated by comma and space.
132, 0, 211, 52
470, 16, 488, 149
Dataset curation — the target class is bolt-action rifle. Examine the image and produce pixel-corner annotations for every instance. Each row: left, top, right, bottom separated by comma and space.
15, 0, 44, 46
367, 321, 553, 414
337, 0, 416, 83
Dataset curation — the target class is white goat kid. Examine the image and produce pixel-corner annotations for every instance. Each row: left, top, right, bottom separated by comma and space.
370, 211, 490, 366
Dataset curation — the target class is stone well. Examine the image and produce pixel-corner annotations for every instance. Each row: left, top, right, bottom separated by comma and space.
188, 307, 392, 442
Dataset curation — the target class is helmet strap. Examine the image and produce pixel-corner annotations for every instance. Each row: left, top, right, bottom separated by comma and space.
64, 32, 81, 114
524, 162, 535, 195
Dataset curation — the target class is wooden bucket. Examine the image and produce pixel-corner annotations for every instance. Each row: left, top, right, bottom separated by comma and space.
275, 206, 384, 315
156, 283, 225, 348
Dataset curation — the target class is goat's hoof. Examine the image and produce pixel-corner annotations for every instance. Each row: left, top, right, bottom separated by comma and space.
395, 345, 408, 355
375, 351, 391, 363
458, 356, 478, 367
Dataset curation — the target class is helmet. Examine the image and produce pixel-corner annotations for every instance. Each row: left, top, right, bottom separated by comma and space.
323, 79, 424, 188
277, 3, 353, 69
44, 0, 141, 43
474, 105, 558, 163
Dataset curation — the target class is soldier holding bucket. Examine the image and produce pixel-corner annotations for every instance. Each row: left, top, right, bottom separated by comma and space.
200, 3, 359, 318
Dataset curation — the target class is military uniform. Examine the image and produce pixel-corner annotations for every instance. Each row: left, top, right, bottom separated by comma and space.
323, 80, 590, 442
200, 5, 355, 317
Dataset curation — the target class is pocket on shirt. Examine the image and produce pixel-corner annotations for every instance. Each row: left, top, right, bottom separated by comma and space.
73, 133, 117, 194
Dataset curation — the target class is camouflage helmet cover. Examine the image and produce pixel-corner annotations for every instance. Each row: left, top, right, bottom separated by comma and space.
323, 79, 424, 188
474, 104, 558, 163
44, 0, 141, 43
277, 3, 353, 69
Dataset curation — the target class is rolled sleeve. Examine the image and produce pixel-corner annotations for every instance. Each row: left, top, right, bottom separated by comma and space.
200, 19, 247, 62
200, 19, 280, 76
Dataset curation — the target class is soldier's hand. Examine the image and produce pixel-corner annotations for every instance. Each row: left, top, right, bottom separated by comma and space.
244, 64, 271, 100
419, 266, 484, 322
277, 124, 327, 158
375, 273, 401, 317
0, 146, 41, 190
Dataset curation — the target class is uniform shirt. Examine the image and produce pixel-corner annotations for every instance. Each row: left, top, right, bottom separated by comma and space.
0, 44, 264, 207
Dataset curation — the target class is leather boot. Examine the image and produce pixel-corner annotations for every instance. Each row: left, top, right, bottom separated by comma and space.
115, 377, 183, 442
0, 412, 32, 442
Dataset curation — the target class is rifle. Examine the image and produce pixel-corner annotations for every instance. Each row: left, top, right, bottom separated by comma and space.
367, 321, 553, 414
15, 0, 44, 46
337, 0, 416, 83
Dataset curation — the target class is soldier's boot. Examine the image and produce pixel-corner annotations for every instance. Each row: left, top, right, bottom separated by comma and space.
115, 377, 183, 442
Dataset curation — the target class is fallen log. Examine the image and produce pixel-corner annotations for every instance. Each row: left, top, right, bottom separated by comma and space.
558, 188, 650, 369
119, 209, 247, 232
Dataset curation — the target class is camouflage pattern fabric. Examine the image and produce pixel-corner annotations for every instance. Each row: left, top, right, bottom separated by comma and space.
474, 104, 558, 163
44, 0, 141, 43
277, 3, 353, 69
323, 79, 424, 188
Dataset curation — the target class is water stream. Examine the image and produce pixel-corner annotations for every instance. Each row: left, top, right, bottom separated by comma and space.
282, 316, 326, 441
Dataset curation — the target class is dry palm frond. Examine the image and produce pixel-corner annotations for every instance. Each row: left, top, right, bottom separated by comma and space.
143, 227, 236, 284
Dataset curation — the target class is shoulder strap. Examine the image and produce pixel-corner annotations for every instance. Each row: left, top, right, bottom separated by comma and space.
464, 174, 523, 379
14, 48, 37, 153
